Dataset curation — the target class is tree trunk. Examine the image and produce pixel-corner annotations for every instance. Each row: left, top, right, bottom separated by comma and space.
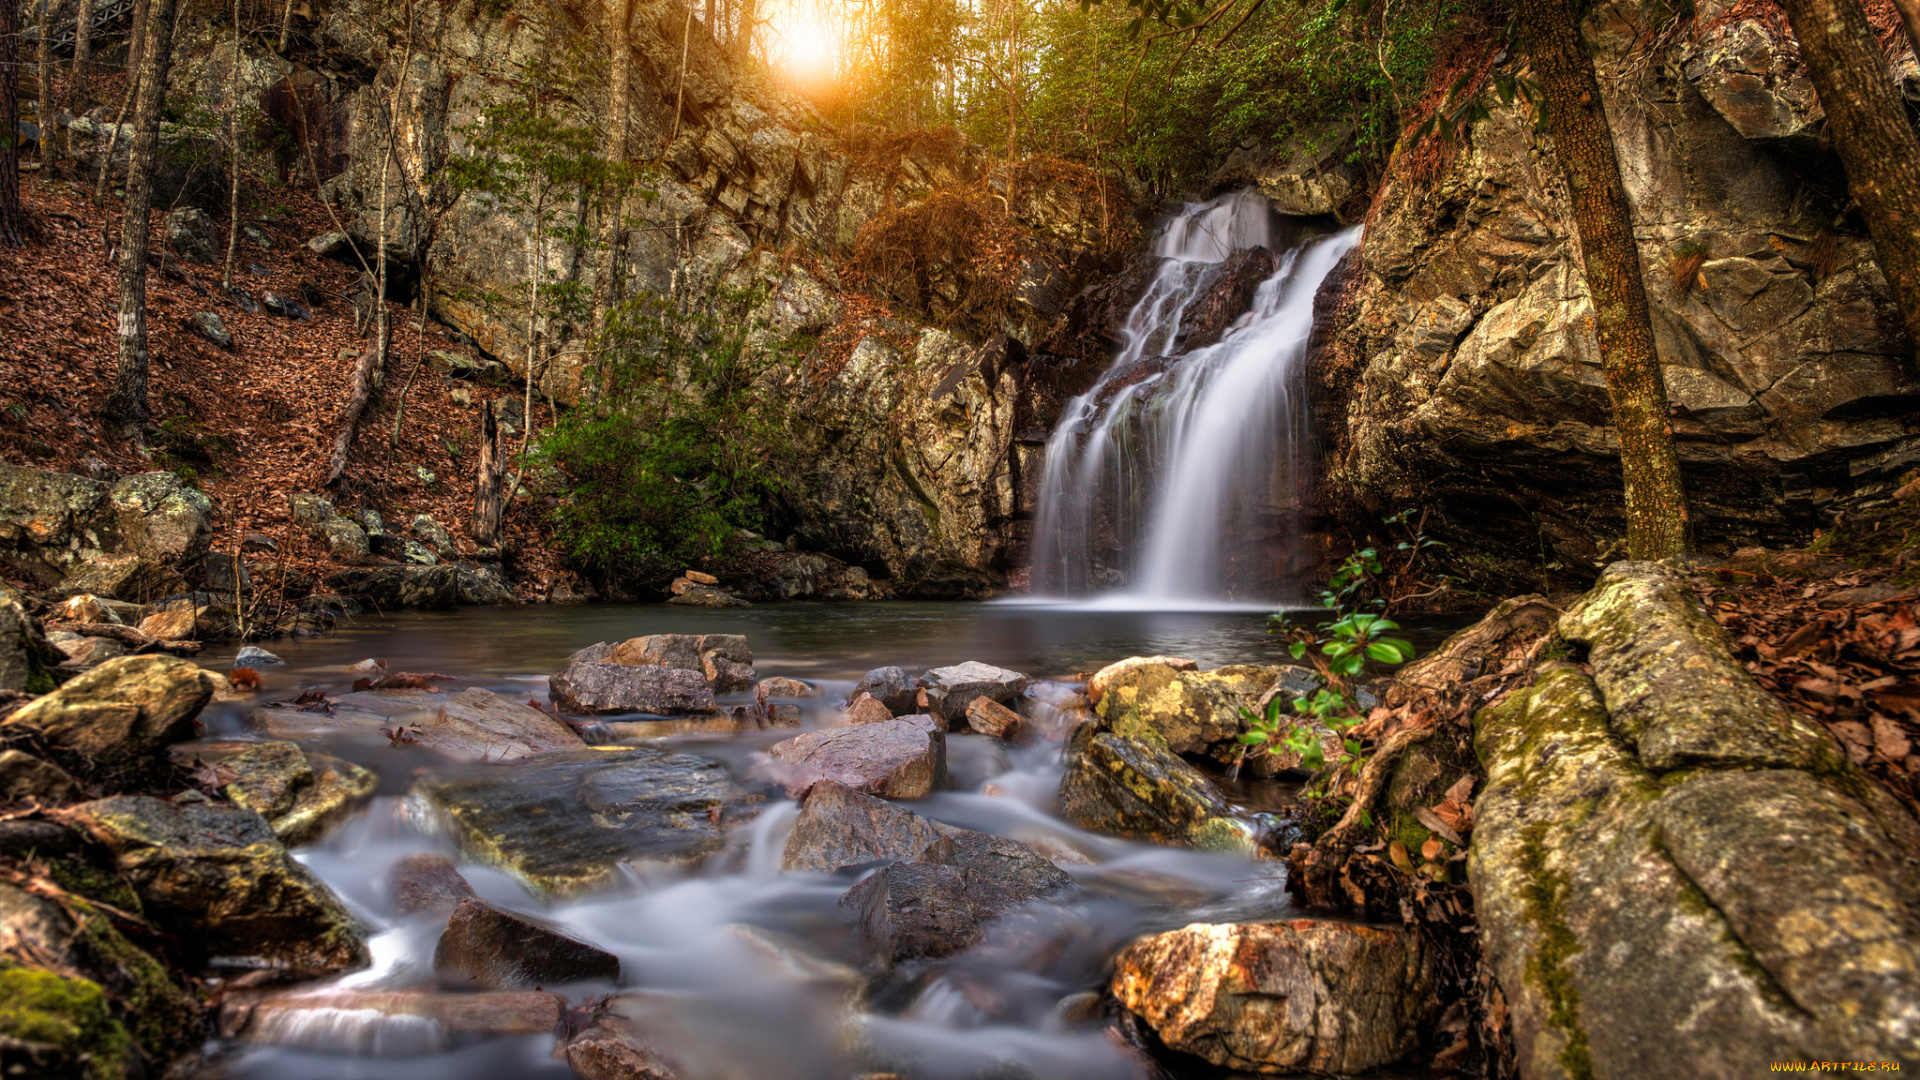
0, 0, 20, 245
590, 0, 634, 340
734, 0, 755, 63
92, 0, 147, 205
1776, 0, 1920, 368
223, 0, 240, 287
35, 0, 52, 163
1515, 0, 1690, 559
67, 0, 94, 157
100, 0, 178, 439
472, 399, 507, 546
325, 326, 386, 486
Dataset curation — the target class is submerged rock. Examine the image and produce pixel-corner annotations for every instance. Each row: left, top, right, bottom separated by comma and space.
66, 795, 367, 973
219, 988, 563, 1052
414, 687, 586, 761
840, 828, 1076, 966
434, 898, 620, 990
1112, 918, 1436, 1073
763, 716, 946, 799
1057, 722, 1251, 851
388, 853, 477, 915
919, 662, 1029, 726
413, 747, 766, 898
3, 655, 215, 770
172, 740, 377, 844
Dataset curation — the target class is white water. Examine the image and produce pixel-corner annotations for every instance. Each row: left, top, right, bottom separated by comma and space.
1028, 191, 1362, 606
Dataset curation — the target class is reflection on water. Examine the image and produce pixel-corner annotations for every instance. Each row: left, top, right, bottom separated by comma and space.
200, 601, 1461, 1080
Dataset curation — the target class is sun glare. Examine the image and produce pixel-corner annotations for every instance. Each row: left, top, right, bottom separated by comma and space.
766, 0, 845, 82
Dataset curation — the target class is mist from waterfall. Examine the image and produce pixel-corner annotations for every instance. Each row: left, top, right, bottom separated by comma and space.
1027, 192, 1362, 607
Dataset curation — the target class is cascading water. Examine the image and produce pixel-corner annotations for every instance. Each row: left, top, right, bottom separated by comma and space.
1028, 191, 1362, 606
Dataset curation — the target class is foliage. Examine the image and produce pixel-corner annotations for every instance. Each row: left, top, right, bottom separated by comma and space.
539, 291, 798, 580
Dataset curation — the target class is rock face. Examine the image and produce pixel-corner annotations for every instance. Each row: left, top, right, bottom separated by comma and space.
1058, 721, 1252, 851
1471, 563, 1920, 1076
3, 656, 216, 770
919, 661, 1029, 726
0, 465, 213, 593
1317, 1, 1920, 591
763, 716, 947, 798
1112, 919, 1437, 1074
414, 748, 766, 898
174, 740, 377, 844
434, 898, 620, 989
67, 796, 368, 973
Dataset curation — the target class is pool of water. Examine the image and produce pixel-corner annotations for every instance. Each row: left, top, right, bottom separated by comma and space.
193, 601, 1465, 1080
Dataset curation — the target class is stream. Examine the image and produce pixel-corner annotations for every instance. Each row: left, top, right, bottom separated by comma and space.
191, 602, 1464, 1080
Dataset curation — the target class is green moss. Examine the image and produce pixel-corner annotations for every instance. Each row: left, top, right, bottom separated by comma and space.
1515, 821, 1596, 1080
1190, 816, 1255, 853
44, 857, 143, 916
0, 963, 134, 1080
66, 900, 203, 1065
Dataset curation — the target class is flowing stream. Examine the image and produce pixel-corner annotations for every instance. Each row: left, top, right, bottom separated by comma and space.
1028, 192, 1361, 606
192, 604, 1462, 1080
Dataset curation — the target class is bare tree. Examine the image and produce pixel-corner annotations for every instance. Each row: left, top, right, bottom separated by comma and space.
472, 399, 507, 546
1, 0, 21, 245
590, 0, 635, 339
66, 0, 95, 160
33, 0, 50, 164
100, 0, 180, 439
1515, 0, 1690, 558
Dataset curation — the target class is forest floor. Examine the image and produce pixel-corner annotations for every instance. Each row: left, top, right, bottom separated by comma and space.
0, 166, 570, 598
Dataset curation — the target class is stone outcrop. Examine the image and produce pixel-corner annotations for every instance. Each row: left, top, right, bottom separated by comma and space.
1112, 919, 1437, 1074
1317, 0, 1920, 594
1471, 563, 1920, 1076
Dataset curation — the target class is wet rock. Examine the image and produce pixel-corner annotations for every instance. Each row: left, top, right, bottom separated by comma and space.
702, 651, 757, 694
191, 311, 232, 348
1112, 919, 1436, 1073
172, 740, 376, 844
667, 582, 752, 607
327, 565, 461, 610
1058, 723, 1251, 851
0, 595, 59, 694
782, 779, 953, 873
0, 749, 82, 802
456, 563, 516, 605
3, 655, 216, 769
220, 988, 563, 1051
166, 207, 217, 264
605, 706, 801, 740
756, 677, 818, 699
1095, 661, 1305, 771
388, 854, 476, 914
919, 662, 1029, 726
566, 1014, 678, 1080
371, 532, 440, 566
53, 634, 130, 671
850, 667, 919, 714
234, 645, 282, 667
413, 687, 586, 762
1085, 655, 1197, 705
67, 795, 368, 972
764, 716, 946, 799
413, 747, 766, 898
840, 829, 1076, 966
550, 657, 716, 715
963, 697, 1026, 741
844, 693, 894, 726
0, 961, 138, 1080
434, 897, 620, 989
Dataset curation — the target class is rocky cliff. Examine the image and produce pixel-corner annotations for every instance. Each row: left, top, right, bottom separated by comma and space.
1314, 0, 1920, 597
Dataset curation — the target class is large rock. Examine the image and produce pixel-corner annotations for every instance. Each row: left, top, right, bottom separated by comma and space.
0, 749, 82, 802
850, 666, 919, 714
1094, 661, 1311, 771
0, 595, 59, 694
173, 740, 376, 844
781, 778, 951, 873
327, 565, 460, 609
839, 828, 1076, 966
1471, 566, 1920, 1077
763, 716, 946, 798
1057, 721, 1252, 851
0, 466, 211, 590
413, 747, 767, 898
3, 656, 216, 769
1085, 655, 1198, 705
549, 656, 717, 715
67, 796, 368, 973
434, 898, 620, 989
1112, 919, 1437, 1073
166, 207, 218, 264
919, 661, 1029, 726
412, 687, 586, 761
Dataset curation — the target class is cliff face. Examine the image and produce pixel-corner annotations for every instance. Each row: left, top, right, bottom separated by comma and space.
1315, 0, 1920, 595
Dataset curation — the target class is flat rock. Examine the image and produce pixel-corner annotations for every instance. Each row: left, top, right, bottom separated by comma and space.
920, 662, 1029, 726
434, 897, 620, 989
413, 747, 767, 898
66, 795, 367, 973
550, 658, 716, 715
414, 687, 587, 761
839, 829, 1076, 966
1112, 919, 1436, 1073
220, 988, 562, 1051
1058, 723, 1252, 851
389, 853, 477, 914
3, 654, 216, 768
850, 666, 919, 714
763, 716, 946, 799
1086, 655, 1197, 705
1095, 661, 1307, 773
172, 739, 377, 844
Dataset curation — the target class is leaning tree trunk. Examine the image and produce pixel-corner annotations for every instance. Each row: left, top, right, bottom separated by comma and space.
472, 399, 507, 547
1775, 0, 1920, 368
67, 0, 95, 160
590, 0, 634, 341
325, 327, 385, 487
0, 0, 20, 245
1515, 0, 1691, 559
100, 0, 179, 438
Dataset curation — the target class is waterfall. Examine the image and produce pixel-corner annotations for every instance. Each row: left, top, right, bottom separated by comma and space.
1028, 192, 1362, 606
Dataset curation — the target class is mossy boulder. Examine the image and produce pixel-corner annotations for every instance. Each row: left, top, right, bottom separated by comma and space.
0, 595, 60, 694
2, 656, 216, 770
1094, 661, 1317, 774
0, 962, 134, 1080
66, 796, 368, 974
1057, 721, 1252, 851
171, 740, 377, 844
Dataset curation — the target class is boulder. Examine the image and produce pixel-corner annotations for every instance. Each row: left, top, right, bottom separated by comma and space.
0, 749, 82, 802
850, 666, 919, 714
763, 716, 947, 799
0, 962, 137, 1080
0, 595, 60, 693
412, 515, 457, 558
66, 796, 367, 972
683, 569, 719, 585
413, 747, 766, 898
3, 655, 216, 768
54, 554, 182, 603
610, 635, 702, 669
192, 311, 233, 348
701, 651, 757, 694
171, 740, 376, 844
52, 634, 129, 670
371, 533, 439, 566
755, 677, 817, 698
388, 854, 476, 915
434, 898, 620, 989
781, 778, 953, 873
165, 207, 218, 264
844, 693, 894, 726
106, 472, 214, 570
549, 658, 716, 715
963, 697, 1026, 741
839, 828, 1076, 966
1057, 722, 1252, 851
919, 661, 1029, 726
327, 565, 461, 610
1112, 919, 1437, 1073
456, 563, 517, 605
1096, 661, 1311, 772
412, 688, 586, 761
1086, 655, 1198, 705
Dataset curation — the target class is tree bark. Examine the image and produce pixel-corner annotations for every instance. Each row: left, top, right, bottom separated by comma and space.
100, 0, 178, 439
325, 326, 386, 486
734, 0, 756, 63
92, 0, 147, 205
472, 399, 507, 546
1775, 0, 1920, 368
35, 0, 52, 163
67, 0, 94, 158
591, 0, 634, 340
1515, 0, 1690, 559
0, 0, 20, 245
